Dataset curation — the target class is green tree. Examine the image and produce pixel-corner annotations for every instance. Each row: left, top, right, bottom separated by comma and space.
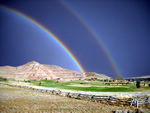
136, 80, 141, 88
119, 77, 124, 80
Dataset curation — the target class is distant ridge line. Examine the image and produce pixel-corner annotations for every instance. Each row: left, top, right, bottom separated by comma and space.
0, 61, 111, 80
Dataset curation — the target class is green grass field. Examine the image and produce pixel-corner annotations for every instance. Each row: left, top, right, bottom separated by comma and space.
31, 80, 150, 92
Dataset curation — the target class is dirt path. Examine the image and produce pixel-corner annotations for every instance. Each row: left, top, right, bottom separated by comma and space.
2, 81, 150, 98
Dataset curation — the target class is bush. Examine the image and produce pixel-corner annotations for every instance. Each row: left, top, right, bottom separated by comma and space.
4, 78, 7, 80
136, 80, 141, 88
39, 82, 41, 86
0, 77, 7, 81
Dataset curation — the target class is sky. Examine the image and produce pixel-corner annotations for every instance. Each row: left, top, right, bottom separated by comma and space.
0, 0, 150, 78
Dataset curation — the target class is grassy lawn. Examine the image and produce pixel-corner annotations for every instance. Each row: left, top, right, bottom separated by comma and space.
31, 80, 150, 92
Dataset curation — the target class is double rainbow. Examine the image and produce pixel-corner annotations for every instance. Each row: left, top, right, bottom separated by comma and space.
61, 1, 122, 78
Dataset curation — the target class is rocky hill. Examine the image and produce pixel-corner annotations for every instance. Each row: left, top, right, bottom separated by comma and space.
0, 61, 110, 80
84, 72, 111, 79
125, 75, 150, 81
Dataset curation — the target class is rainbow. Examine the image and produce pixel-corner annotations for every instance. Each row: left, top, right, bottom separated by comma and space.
0, 5, 87, 77
61, 1, 122, 78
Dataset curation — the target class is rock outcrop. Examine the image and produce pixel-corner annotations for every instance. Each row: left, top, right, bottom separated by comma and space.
0, 61, 110, 80
84, 72, 111, 79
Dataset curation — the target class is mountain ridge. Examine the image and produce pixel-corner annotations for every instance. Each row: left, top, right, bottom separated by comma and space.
0, 61, 110, 80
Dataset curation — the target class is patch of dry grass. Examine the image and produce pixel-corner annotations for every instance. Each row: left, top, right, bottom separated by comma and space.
0, 85, 135, 113
68, 84, 91, 87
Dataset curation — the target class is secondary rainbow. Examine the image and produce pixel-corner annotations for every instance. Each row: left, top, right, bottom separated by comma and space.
0, 5, 86, 77
61, 1, 122, 78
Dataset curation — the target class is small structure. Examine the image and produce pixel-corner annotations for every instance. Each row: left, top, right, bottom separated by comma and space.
87, 79, 92, 81
79, 77, 85, 81
57, 78, 63, 80
144, 84, 148, 86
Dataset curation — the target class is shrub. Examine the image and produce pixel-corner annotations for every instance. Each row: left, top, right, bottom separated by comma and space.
136, 80, 141, 88
0, 77, 7, 81
39, 82, 41, 86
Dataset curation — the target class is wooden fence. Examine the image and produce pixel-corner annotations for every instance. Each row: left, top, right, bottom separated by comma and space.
0, 82, 149, 108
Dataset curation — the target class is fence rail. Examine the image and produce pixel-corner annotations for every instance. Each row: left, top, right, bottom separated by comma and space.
0, 82, 149, 108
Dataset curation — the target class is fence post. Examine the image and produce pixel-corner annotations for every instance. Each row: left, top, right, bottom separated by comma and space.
67, 92, 70, 97
107, 96, 111, 104
91, 95, 95, 101
130, 98, 134, 107
136, 100, 138, 108
75, 93, 81, 99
